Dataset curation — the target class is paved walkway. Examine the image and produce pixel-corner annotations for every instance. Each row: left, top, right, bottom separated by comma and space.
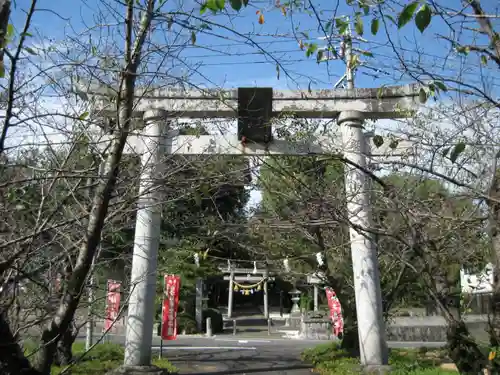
155, 338, 316, 375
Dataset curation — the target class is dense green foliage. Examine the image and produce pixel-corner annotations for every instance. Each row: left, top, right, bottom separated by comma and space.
255, 154, 347, 277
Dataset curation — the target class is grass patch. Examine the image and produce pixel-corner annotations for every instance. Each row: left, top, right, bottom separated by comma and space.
21, 341, 176, 374
302, 342, 457, 374
51, 342, 178, 374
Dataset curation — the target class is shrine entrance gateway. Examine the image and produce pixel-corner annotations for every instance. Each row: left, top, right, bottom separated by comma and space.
221, 264, 275, 319
78, 83, 421, 369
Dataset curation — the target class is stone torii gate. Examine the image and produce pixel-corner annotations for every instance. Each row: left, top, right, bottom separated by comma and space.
220, 264, 274, 319
79, 83, 420, 372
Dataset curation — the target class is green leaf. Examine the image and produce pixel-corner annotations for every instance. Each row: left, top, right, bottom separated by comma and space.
418, 87, 427, 104
359, 50, 373, 57
229, 0, 242, 11
450, 142, 466, 163
316, 49, 324, 63
389, 139, 399, 150
242, 0, 249, 6
200, 3, 208, 14
432, 81, 447, 92
398, 1, 419, 29
306, 43, 318, 58
78, 111, 89, 120
430, 84, 438, 98
6, 24, 14, 39
384, 14, 397, 25
456, 45, 470, 55
371, 18, 379, 35
191, 31, 196, 45
372, 135, 384, 148
24, 47, 37, 55
325, 20, 332, 32
349, 54, 359, 69
0, 61, 5, 78
481, 55, 488, 65
355, 14, 364, 36
335, 18, 349, 35
442, 147, 450, 157
377, 85, 386, 99
363, 6, 369, 16
21, 32, 33, 37
215, 0, 225, 10
415, 4, 432, 33
205, 0, 219, 12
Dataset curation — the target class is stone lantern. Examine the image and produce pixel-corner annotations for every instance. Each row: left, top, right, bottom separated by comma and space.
288, 288, 302, 313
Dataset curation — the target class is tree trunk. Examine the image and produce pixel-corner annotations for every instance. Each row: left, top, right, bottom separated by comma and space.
338, 304, 359, 356
427, 277, 486, 374
446, 319, 485, 374
0, 312, 41, 375
52, 323, 77, 367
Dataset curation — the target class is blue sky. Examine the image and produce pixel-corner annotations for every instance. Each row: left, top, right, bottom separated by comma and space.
11, 0, 499, 94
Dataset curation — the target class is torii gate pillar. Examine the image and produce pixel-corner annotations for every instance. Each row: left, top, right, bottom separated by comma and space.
339, 110, 387, 366
124, 109, 167, 367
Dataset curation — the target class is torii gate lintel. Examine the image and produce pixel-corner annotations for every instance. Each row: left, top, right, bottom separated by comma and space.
86, 84, 419, 160
79, 82, 420, 121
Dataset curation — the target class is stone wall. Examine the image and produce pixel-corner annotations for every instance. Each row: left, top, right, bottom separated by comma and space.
299, 318, 334, 340
297, 313, 489, 342
386, 325, 447, 342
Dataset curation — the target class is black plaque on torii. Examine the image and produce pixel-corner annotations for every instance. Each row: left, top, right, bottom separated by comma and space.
237, 87, 273, 144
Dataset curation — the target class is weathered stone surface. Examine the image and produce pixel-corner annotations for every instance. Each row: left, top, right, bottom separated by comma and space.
300, 318, 334, 340
363, 365, 392, 374
106, 365, 172, 375
94, 132, 417, 161
288, 313, 302, 329
76, 81, 421, 101
386, 325, 448, 342
76, 81, 421, 119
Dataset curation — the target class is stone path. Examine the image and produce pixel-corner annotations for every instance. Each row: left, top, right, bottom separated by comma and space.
157, 339, 316, 375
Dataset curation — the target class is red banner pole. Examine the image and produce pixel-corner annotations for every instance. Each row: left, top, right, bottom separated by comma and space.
104, 280, 122, 336
325, 287, 344, 338
161, 275, 181, 340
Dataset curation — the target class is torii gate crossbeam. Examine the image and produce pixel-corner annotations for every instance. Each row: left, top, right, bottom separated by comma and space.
80, 83, 421, 370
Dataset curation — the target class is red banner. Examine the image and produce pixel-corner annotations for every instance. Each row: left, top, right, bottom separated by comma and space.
325, 287, 344, 337
161, 275, 181, 340
104, 280, 122, 332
